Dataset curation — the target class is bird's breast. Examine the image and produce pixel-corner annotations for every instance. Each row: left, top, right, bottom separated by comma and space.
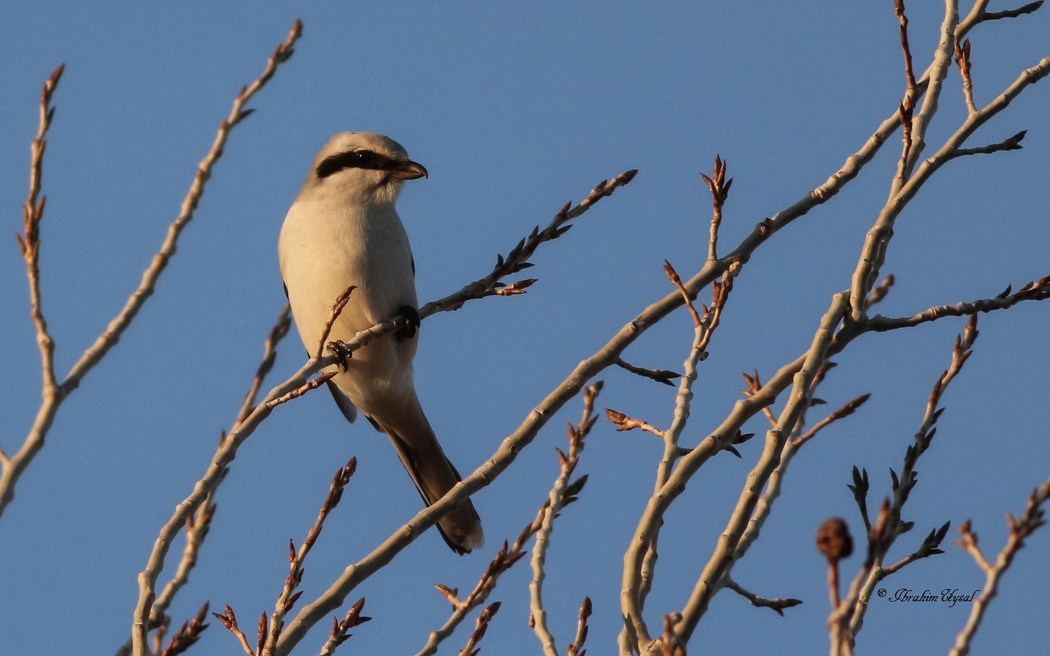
279, 198, 418, 349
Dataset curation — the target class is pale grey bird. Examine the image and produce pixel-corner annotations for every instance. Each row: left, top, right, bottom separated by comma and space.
278, 132, 484, 554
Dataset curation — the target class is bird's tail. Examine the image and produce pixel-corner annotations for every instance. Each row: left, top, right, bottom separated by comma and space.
377, 395, 484, 554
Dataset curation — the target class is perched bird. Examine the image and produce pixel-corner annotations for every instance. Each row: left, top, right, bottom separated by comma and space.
278, 132, 484, 554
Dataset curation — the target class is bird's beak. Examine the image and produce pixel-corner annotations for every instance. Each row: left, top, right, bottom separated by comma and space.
392, 159, 428, 180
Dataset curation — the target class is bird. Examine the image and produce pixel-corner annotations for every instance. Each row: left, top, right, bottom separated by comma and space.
278, 132, 484, 554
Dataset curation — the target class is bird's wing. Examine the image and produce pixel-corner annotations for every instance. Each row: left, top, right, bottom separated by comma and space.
326, 379, 358, 423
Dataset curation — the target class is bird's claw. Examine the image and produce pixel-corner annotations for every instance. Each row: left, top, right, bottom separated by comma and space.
327, 340, 353, 372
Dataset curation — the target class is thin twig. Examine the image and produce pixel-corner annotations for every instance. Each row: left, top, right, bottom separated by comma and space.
415, 542, 525, 656
150, 501, 218, 627
567, 597, 592, 656
279, 45, 1050, 656
944, 129, 1026, 160
264, 373, 336, 409
864, 274, 895, 310
604, 409, 665, 439
158, 603, 210, 656
664, 261, 703, 328
741, 370, 778, 427
955, 37, 977, 115
614, 359, 680, 387
948, 475, 1050, 656
415, 398, 594, 656
666, 294, 849, 649
699, 155, 732, 262
420, 170, 637, 316
238, 305, 293, 424
259, 459, 357, 656
866, 275, 1050, 332
980, 1, 1044, 21
894, 0, 918, 93
849, 315, 980, 639
723, 577, 802, 616
632, 271, 734, 623
315, 599, 370, 656
828, 501, 891, 656
852, 49, 1050, 321
1, 63, 65, 509
530, 383, 602, 656
459, 602, 500, 656
794, 394, 871, 447
3, 20, 302, 530
212, 605, 258, 656
316, 286, 355, 358
17, 63, 64, 396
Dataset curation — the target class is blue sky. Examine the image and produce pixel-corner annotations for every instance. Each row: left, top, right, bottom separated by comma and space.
1, 2, 1048, 655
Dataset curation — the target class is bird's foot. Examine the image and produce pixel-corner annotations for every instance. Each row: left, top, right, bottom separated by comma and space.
327, 340, 353, 372
396, 305, 421, 340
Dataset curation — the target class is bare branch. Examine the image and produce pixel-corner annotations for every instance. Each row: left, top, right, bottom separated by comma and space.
238, 305, 293, 424
615, 359, 680, 387
260, 459, 357, 656
1, 63, 65, 512
741, 370, 778, 427
18, 63, 64, 395
944, 130, 1026, 161
794, 394, 871, 447
955, 37, 977, 115
668, 294, 850, 648
949, 474, 1050, 656
604, 409, 665, 439
865, 274, 895, 310
723, 577, 802, 617
530, 384, 602, 656
850, 52, 1050, 321
699, 155, 731, 262
567, 597, 592, 656
3, 20, 302, 535
419, 170, 637, 316
663, 261, 702, 328
158, 602, 210, 656
626, 272, 736, 635
316, 286, 355, 358
68, 18, 302, 395
894, 0, 918, 93
850, 315, 981, 639
316, 599, 370, 656
460, 602, 500, 656
151, 501, 218, 627
979, 1, 1044, 21
415, 542, 524, 656
212, 605, 257, 656
880, 521, 951, 576
275, 46, 1050, 656
866, 276, 1050, 332
415, 387, 598, 656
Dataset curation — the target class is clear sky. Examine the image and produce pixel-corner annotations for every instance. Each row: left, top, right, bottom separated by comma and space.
1, 2, 1048, 655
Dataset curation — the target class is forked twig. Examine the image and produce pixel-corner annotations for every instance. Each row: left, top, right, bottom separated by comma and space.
414, 387, 599, 656
130, 20, 304, 656
255, 458, 358, 656
949, 475, 1050, 656
530, 383, 602, 656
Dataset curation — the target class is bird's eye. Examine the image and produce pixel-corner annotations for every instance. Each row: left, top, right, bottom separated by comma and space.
353, 150, 377, 166
316, 149, 384, 179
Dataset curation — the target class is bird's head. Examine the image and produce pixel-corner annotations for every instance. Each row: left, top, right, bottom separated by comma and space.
301, 132, 427, 206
